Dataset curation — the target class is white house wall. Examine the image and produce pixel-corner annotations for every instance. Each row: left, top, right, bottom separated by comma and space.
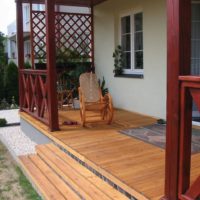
94, 0, 167, 119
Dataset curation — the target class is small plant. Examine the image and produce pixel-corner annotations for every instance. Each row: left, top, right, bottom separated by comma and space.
113, 45, 124, 75
24, 61, 31, 69
98, 77, 108, 96
37, 42, 46, 64
10, 96, 18, 109
0, 118, 7, 127
0, 99, 10, 110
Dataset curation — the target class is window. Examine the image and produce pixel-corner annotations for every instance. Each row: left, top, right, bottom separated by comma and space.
121, 12, 143, 74
24, 5, 30, 23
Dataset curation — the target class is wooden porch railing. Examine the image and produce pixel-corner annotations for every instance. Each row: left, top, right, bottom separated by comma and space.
20, 69, 49, 125
179, 76, 200, 200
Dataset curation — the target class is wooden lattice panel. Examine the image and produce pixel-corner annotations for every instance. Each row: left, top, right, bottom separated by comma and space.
31, 11, 93, 60
55, 12, 92, 58
32, 11, 46, 59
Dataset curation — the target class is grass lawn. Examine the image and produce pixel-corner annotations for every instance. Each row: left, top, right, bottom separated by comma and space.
0, 141, 41, 200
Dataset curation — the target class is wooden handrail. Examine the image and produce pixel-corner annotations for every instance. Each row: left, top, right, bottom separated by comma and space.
20, 69, 47, 75
179, 75, 200, 82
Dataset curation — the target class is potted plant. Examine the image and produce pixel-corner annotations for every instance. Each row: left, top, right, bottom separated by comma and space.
113, 45, 124, 75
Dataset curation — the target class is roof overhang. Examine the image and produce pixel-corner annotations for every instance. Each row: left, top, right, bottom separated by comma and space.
15, 0, 107, 7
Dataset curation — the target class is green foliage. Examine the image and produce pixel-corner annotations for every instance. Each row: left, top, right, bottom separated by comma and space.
24, 61, 31, 69
98, 77, 108, 96
113, 45, 124, 75
16, 166, 42, 200
0, 32, 6, 100
10, 96, 18, 109
0, 118, 7, 127
4, 61, 19, 104
0, 67, 5, 100
63, 64, 89, 98
0, 32, 6, 69
56, 47, 89, 65
0, 99, 10, 110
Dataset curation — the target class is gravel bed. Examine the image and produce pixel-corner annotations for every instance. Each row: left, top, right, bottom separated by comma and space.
0, 126, 36, 156
0, 109, 20, 124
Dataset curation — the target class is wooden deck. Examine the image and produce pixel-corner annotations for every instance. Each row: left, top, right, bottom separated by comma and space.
20, 109, 200, 200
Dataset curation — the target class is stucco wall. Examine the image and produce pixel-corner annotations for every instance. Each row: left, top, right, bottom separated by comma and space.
94, 0, 167, 119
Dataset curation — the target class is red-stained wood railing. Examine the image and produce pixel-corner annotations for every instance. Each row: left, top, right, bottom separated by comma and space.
20, 69, 49, 125
179, 76, 200, 200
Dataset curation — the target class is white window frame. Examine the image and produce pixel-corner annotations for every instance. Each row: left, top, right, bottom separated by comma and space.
119, 11, 143, 75
24, 5, 30, 23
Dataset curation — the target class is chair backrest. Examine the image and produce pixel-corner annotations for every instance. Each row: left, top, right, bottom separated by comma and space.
79, 73, 101, 102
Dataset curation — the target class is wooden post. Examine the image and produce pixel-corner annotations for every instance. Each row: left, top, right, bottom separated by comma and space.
16, 0, 25, 111
91, 4, 95, 72
163, 0, 191, 199
45, 0, 59, 131
30, 2, 34, 69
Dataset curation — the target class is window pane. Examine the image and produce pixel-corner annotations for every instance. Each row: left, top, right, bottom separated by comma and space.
121, 16, 131, 34
135, 32, 143, 51
135, 13, 143, 31
135, 51, 143, 69
122, 35, 131, 51
124, 52, 131, 69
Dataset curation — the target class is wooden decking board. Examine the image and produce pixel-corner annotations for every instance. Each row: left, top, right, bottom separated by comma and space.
29, 155, 81, 200
45, 143, 129, 200
36, 145, 116, 200
19, 156, 66, 200
20, 110, 200, 200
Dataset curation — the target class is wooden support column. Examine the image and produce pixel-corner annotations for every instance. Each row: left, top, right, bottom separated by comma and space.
45, 0, 59, 131
91, 4, 95, 71
163, 0, 191, 199
29, 3, 34, 69
16, 0, 25, 111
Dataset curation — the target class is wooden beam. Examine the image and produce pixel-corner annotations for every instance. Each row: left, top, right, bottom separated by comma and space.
15, 0, 107, 7
163, 0, 191, 199
16, 0, 25, 111
45, 0, 59, 131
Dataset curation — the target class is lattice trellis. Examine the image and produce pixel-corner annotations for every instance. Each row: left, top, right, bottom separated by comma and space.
55, 12, 92, 58
32, 11, 46, 59
31, 11, 93, 61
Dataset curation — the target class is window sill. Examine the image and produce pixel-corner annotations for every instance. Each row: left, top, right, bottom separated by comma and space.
114, 74, 144, 79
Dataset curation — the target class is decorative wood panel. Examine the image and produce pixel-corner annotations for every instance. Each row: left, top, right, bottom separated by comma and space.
55, 12, 92, 59
179, 76, 200, 200
20, 69, 49, 125
31, 10, 93, 61
32, 11, 46, 60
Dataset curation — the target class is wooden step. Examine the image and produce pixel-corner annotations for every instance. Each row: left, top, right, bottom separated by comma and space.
19, 155, 75, 200
36, 144, 129, 200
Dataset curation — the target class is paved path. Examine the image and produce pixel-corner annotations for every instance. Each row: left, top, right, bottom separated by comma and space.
0, 109, 20, 124
0, 109, 36, 157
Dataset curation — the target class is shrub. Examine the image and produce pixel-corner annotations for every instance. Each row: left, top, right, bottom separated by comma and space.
0, 99, 10, 110
0, 68, 4, 100
0, 118, 7, 127
4, 61, 19, 104
24, 61, 31, 69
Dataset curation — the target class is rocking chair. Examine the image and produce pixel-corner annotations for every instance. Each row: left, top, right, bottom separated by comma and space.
79, 73, 113, 126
